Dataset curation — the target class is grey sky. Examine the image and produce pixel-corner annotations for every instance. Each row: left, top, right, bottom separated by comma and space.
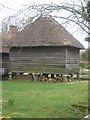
0, 0, 88, 48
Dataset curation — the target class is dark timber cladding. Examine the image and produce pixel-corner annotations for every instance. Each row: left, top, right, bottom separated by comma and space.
10, 47, 66, 74
2, 39, 9, 70
0, 53, 2, 68
9, 16, 84, 74
2, 53, 9, 69
66, 47, 80, 74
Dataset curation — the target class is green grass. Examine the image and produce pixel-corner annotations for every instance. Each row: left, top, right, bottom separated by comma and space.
2, 80, 88, 118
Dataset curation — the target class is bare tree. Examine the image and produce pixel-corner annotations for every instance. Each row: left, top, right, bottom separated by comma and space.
2, 0, 90, 36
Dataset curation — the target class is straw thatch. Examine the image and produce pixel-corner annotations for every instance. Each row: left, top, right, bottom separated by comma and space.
2, 39, 9, 53
0, 38, 9, 53
0, 32, 13, 53
9, 16, 84, 49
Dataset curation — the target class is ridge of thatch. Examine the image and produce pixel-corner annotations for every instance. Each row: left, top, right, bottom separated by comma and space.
9, 16, 84, 49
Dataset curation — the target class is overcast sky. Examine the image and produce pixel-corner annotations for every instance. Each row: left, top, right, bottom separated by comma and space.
0, 0, 88, 48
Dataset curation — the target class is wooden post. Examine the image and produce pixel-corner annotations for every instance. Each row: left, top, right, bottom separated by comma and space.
77, 72, 79, 79
77, 72, 81, 82
71, 74, 74, 82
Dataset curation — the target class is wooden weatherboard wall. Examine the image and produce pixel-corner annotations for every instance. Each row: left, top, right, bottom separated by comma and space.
66, 47, 80, 74
0, 53, 2, 68
2, 53, 9, 70
10, 46, 66, 74
10, 46, 80, 74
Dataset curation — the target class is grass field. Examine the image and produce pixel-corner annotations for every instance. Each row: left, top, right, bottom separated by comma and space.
2, 80, 88, 118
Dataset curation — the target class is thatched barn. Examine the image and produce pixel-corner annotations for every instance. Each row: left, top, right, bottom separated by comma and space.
2, 39, 9, 70
9, 16, 84, 75
0, 25, 17, 71
0, 38, 9, 79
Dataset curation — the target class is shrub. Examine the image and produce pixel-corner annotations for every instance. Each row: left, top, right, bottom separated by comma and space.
80, 62, 85, 68
84, 65, 90, 69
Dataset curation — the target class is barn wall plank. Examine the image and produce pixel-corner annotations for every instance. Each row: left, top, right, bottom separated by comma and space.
66, 47, 80, 74
2, 53, 9, 69
10, 47, 66, 74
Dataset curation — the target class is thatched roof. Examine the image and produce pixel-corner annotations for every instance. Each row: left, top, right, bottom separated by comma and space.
0, 33, 10, 53
9, 16, 84, 49
1, 39, 9, 53
2, 38, 9, 46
